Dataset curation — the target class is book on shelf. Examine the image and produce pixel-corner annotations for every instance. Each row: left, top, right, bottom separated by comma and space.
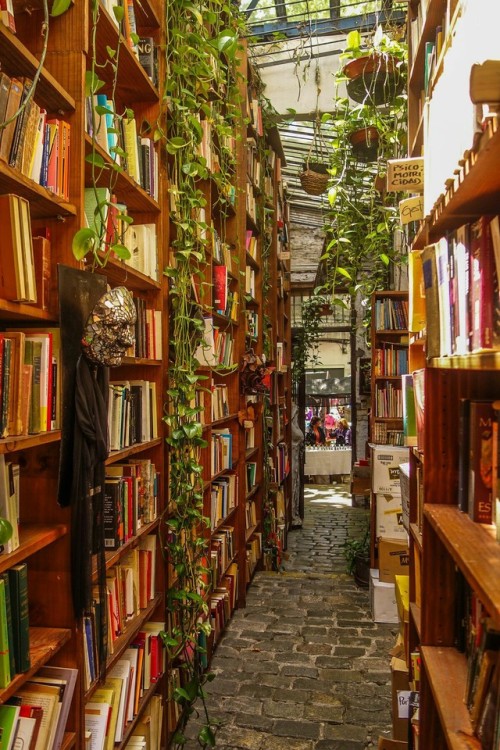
8, 563, 30, 675
211, 383, 229, 421
13, 680, 62, 750
213, 264, 228, 312
457, 399, 494, 524
0, 77, 22, 163
211, 430, 233, 475
108, 379, 158, 449
28, 665, 78, 750
0, 704, 20, 750
374, 297, 408, 331
84, 702, 109, 750
0, 456, 20, 554
0, 194, 37, 304
137, 37, 158, 87
402, 374, 417, 447
0, 577, 11, 688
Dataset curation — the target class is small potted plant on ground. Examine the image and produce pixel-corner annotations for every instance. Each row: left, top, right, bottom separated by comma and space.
343, 519, 370, 587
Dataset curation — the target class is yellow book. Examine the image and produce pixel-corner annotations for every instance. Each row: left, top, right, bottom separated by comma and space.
93, 678, 123, 750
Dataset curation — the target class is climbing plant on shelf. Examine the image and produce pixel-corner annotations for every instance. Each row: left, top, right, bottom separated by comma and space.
159, 2, 244, 747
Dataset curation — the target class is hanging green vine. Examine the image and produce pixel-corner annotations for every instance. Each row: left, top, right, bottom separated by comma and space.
159, 2, 244, 747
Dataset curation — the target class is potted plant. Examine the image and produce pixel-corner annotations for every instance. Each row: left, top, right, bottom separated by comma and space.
338, 27, 406, 106
343, 520, 370, 587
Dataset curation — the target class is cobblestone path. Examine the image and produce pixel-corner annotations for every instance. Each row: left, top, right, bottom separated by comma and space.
184, 483, 396, 750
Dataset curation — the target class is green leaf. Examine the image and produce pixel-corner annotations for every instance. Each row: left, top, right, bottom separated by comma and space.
85, 153, 107, 168
112, 4, 124, 22
106, 45, 116, 59
337, 267, 352, 280
345, 29, 361, 51
185, 3, 203, 24
94, 104, 113, 116
198, 726, 216, 747
130, 32, 140, 46
110, 243, 131, 260
85, 70, 105, 96
173, 687, 191, 703
50, 0, 71, 16
379, 253, 390, 266
169, 137, 186, 149
72, 228, 96, 261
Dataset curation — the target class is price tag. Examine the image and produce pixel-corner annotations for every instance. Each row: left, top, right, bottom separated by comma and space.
397, 690, 412, 718
387, 158, 424, 192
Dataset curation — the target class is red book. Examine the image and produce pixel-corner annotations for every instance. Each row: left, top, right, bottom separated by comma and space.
469, 216, 494, 351
213, 265, 228, 312
468, 400, 494, 524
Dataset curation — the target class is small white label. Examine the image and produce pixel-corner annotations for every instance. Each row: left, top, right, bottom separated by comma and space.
397, 691, 412, 718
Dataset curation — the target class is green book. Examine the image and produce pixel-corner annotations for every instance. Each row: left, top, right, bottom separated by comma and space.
28, 340, 42, 435
8, 563, 31, 674
0, 338, 11, 439
0, 704, 20, 749
0, 578, 11, 688
0, 574, 15, 679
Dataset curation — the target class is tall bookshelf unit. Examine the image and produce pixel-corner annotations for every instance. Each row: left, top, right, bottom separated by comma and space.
0, 0, 167, 747
407, 1, 500, 747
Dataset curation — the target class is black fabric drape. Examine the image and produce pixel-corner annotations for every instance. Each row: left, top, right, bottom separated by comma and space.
71, 354, 109, 673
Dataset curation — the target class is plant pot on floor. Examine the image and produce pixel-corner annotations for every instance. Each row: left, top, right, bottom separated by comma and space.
343, 54, 404, 106
353, 553, 370, 588
349, 126, 380, 162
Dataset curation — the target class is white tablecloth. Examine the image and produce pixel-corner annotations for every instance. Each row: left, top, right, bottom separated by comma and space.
304, 448, 352, 476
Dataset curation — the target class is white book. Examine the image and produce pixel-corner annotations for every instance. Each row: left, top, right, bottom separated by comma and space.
32, 666, 78, 750
122, 648, 139, 723
108, 660, 131, 743
85, 703, 109, 750
13, 715, 36, 750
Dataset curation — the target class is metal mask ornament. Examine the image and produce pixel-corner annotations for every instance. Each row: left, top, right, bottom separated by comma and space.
82, 286, 137, 366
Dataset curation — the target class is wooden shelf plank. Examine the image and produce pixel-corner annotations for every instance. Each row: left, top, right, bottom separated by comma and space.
120, 356, 162, 367
245, 484, 259, 502
429, 351, 500, 371
212, 506, 237, 535
0, 299, 57, 323
425, 505, 500, 628
212, 311, 239, 328
100, 257, 161, 293
410, 602, 421, 639
0, 524, 68, 574
245, 523, 259, 541
245, 252, 260, 271
0, 430, 61, 454
0, 24, 75, 113
61, 732, 76, 750
246, 447, 259, 460
133, 0, 161, 29
421, 646, 480, 750
0, 162, 76, 219
0, 626, 72, 703
106, 438, 163, 464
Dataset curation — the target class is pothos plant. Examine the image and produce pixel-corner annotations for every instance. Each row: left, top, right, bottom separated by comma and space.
320, 25, 408, 325
291, 294, 331, 390
158, 2, 245, 748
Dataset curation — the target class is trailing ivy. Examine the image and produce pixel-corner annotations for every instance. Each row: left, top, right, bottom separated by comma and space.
160, 2, 244, 747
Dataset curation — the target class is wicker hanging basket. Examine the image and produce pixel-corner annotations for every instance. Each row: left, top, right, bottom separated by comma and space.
299, 165, 329, 196
299, 119, 329, 196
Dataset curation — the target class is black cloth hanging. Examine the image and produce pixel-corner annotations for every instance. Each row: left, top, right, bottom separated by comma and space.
70, 354, 109, 673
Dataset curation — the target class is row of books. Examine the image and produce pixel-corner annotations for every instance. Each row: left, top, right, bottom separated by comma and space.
245, 231, 258, 261
374, 297, 409, 331
417, 216, 500, 358
213, 265, 239, 320
373, 343, 408, 377
210, 472, 237, 529
0, 562, 29, 688
276, 341, 286, 372
247, 137, 261, 187
194, 317, 235, 368
372, 422, 405, 445
245, 266, 256, 299
247, 95, 263, 137
0, 665, 78, 750
245, 461, 257, 495
0, 329, 60, 438
0, 456, 20, 554
0, 193, 38, 304
104, 462, 159, 548
0, 73, 70, 200
210, 563, 238, 645
246, 182, 257, 223
121, 694, 162, 750
213, 229, 233, 267
246, 533, 262, 581
210, 525, 235, 586
85, 98, 159, 201
108, 379, 158, 451
374, 382, 403, 419
127, 297, 162, 360
211, 430, 233, 476
458, 398, 499, 531
84, 630, 164, 748
245, 310, 259, 339
245, 498, 257, 531
211, 383, 230, 422
84, 188, 159, 281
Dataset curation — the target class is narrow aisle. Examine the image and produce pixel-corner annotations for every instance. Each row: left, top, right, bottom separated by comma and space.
185, 484, 395, 750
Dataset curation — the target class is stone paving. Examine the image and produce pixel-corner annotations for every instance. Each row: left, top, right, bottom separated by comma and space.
185, 483, 397, 749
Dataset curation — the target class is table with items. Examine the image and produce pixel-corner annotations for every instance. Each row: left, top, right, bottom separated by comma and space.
304, 446, 352, 478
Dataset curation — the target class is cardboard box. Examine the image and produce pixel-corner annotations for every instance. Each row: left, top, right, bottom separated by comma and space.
399, 462, 410, 531
370, 568, 398, 623
376, 493, 407, 541
379, 539, 410, 583
371, 446, 409, 494
391, 656, 410, 742
395, 574, 410, 663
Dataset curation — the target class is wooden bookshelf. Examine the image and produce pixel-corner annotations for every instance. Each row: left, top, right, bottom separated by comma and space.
406, 2, 500, 746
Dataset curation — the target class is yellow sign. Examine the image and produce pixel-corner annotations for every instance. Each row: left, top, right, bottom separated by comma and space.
399, 196, 424, 225
387, 158, 424, 192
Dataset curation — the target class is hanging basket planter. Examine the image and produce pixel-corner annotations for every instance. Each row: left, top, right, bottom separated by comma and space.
349, 126, 380, 162
299, 165, 329, 196
343, 54, 404, 106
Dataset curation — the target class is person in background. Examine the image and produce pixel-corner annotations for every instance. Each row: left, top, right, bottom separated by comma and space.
334, 418, 351, 446
306, 416, 326, 446
324, 412, 336, 438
